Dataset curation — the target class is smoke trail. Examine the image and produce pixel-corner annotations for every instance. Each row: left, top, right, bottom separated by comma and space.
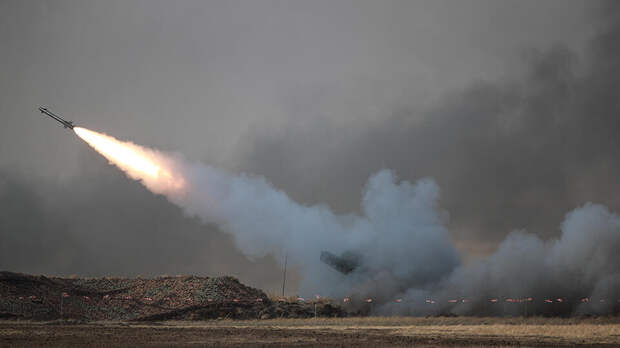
75, 127, 620, 315
74, 127, 460, 296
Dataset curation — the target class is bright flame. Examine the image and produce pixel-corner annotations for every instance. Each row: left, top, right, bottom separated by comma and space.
74, 127, 185, 195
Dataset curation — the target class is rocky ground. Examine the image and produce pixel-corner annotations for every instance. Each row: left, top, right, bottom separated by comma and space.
0, 272, 345, 321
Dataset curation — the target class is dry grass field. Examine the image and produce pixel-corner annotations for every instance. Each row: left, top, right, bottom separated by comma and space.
2, 317, 620, 347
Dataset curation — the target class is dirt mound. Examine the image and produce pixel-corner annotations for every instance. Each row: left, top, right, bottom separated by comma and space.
0, 271, 346, 321
0, 272, 268, 320
176, 300, 347, 321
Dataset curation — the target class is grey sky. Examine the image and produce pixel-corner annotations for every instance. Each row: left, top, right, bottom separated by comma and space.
0, 0, 612, 290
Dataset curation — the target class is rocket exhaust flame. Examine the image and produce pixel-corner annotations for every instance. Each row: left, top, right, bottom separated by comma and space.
74, 128, 159, 177
73, 127, 185, 196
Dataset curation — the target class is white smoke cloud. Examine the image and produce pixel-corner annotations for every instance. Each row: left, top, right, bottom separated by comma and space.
77, 128, 620, 315
378, 203, 620, 315
165, 161, 460, 296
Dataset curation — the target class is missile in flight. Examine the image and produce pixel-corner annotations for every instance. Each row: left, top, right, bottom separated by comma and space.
39, 107, 74, 130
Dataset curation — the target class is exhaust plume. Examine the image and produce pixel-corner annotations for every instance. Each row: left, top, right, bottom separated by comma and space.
74, 127, 460, 297
75, 127, 620, 315
74, 127, 186, 196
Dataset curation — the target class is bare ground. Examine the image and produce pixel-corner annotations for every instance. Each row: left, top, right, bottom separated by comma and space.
2, 317, 620, 347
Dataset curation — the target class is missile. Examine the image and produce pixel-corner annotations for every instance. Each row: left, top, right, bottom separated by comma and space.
39, 107, 74, 130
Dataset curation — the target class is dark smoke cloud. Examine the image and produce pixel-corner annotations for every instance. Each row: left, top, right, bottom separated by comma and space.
219, 0, 620, 312
239, 1, 620, 251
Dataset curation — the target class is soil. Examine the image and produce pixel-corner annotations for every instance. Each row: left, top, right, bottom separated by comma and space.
2, 319, 620, 347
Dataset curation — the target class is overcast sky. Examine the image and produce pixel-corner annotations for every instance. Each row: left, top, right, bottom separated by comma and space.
1, 0, 616, 292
